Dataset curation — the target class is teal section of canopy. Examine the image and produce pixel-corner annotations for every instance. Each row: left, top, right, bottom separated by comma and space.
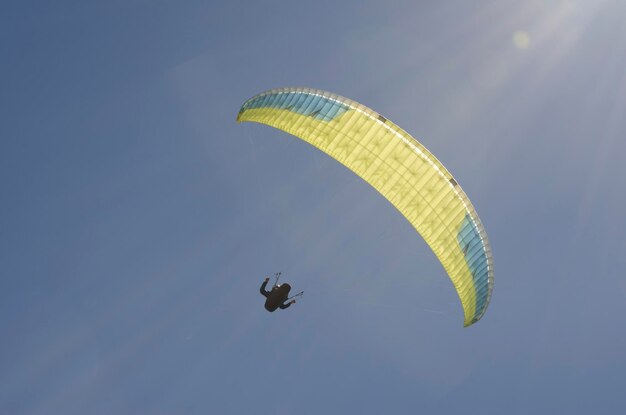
241, 90, 349, 122
457, 214, 490, 323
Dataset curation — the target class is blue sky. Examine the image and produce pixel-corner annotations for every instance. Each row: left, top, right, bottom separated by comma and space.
2, 0, 626, 413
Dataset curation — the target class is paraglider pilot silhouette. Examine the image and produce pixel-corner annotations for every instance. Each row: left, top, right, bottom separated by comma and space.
260, 272, 303, 312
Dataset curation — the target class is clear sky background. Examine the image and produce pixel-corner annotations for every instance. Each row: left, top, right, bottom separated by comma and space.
2, 1, 626, 414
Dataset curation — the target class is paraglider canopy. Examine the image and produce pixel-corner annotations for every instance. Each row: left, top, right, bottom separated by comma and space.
238, 88, 493, 326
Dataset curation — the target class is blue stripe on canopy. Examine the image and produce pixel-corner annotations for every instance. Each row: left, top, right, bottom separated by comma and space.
457, 214, 490, 323
242, 91, 349, 122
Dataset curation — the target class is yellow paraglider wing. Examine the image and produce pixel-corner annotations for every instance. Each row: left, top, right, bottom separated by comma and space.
237, 88, 493, 326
